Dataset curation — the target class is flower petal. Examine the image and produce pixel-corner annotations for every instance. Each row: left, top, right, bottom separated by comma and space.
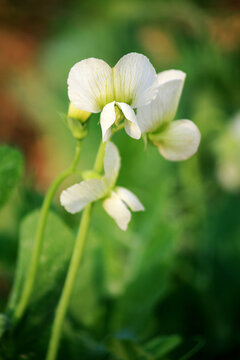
124, 120, 141, 139
116, 102, 141, 139
115, 187, 145, 211
137, 70, 186, 133
113, 53, 158, 108
100, 101, 116, 142
116, 102, 136, 123
157, 69, 186, 86
102, 191, 131, 231
60, 179, 107, 214
104, 141, 121, 187
68, 58, 114, 113
157, 119, 201, 161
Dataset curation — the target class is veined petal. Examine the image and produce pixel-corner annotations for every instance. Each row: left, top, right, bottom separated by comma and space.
137, 102, 160, 134
104, 141, 121, 187
124, 120, 141, 139
102, 191, 131, 231
113, 53, 158, 108
137, 70, 186, 134
68, 58, 114, 113
156, 70, 186, 123
157, 119, 201, 161
100, 102, 116, 142
115, 187, 145, 211
60, 179, 107, 214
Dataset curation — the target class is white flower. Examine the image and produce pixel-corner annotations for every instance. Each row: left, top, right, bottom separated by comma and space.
68, 53, 158, 142
137, 70, 201, 161
60, 142, 144, 231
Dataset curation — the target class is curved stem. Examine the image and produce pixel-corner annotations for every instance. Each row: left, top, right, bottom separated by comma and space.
12, 141, 82, 324
46, 140, 105, 360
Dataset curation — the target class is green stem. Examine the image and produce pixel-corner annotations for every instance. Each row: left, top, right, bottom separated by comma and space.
46, 204, 92, 360
93, 140, 106, 173
46, 140, 106, 360
12, 141, 82, 324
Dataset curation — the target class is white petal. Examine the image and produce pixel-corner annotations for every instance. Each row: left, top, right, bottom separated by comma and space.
157, 69, 186, 86
60, 179, 107, 214
102, 192, 131, 231
137, 70, 186, 134
104, 141, 121, 187
100, 102, 116, 142
157, 120, 201, 161
116, 102, 136, 123
137, 103, 160, 134
116, 102, 141, 139
113, 53, 158, 108
68, 58, 114, 113
115, 187, 145, 212
124, 120, 141, 139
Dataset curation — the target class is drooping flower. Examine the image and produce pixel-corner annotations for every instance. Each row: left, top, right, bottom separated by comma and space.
137, 70, 201, 161
60, 142, 144, 230
67, 53, 158, 142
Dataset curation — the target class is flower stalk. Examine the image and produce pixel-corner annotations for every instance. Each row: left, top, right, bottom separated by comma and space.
46, 140, 106, 360
46, 204, 92, 360
11, 141, 82, 324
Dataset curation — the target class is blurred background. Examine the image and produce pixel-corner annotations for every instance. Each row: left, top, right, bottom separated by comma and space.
0, 0, 240, 359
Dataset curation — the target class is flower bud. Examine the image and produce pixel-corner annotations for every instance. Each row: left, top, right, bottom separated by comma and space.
66, 103, 91, 140
68, 102, 91, 123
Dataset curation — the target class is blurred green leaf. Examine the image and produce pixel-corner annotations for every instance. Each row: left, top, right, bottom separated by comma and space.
106, 336, 151, 360
68, 227, 105, 329
0, 146, 23, 209
105, 334, 181, 360
110, 180, 181, 336
0, 314, 9, 339
144, 335, 181, 359
7, 210, 74, 314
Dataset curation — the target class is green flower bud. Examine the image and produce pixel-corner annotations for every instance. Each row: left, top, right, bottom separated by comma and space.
68, 102, 91, 123
66, 103, 91, 140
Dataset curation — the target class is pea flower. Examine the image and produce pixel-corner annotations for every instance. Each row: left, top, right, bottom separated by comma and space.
67, 53, 158, 142
60, 142, 144, 230
137, 70, 201, 161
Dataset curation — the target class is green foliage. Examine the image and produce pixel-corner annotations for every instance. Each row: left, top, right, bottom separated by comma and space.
1, 0, 240, 359
0, 211, 75, 358
0, 146, 23, 209
105, 334, 181, 360
7, 210, 75, 315
0, 315, 9, 338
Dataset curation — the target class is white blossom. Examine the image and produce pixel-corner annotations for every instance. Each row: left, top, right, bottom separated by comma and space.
60, 142, 144, 231
137, 70, 201, 161
68, 53, 158, 142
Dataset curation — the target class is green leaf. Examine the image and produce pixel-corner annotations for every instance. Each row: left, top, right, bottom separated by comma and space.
105, 334, 181, 360
0, 314, 9, 339
0, 146, 23, 209
144, 335, 182, 359
106, 336, 152, 360
7, 210, 75, 314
